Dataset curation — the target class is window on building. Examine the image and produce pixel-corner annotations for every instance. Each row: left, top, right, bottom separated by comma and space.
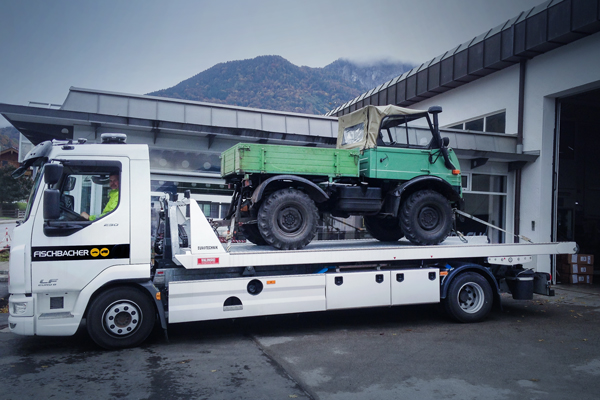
465, 118, 484, 131
457, 173, 507, 243
446, 111, 506, 133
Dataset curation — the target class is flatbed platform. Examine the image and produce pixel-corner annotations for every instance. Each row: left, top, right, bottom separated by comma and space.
174, 236, 578, 269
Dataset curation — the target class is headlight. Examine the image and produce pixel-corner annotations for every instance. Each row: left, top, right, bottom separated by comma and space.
11, 302, 27, 315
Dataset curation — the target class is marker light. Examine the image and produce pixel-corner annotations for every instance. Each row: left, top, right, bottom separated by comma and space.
452, 169, 461, 175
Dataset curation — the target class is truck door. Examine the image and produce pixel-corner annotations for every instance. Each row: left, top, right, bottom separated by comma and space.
29, 158, 131, 297
372, 126, 432, 180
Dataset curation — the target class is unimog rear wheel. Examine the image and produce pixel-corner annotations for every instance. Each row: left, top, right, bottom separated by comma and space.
364, 216, 404, 242
400, 189, 453, 245
240, 223, 266, 245
257, 188, 318, 250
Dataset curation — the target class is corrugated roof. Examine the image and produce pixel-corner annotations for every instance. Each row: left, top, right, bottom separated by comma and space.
328, 0, 600, 116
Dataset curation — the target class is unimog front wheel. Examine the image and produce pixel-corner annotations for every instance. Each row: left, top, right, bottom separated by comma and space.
364, 216, 404, 242
257, 188, 318, 250
400, 189, 453, 245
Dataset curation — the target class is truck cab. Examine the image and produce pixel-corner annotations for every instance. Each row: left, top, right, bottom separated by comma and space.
8, 134, 153, 344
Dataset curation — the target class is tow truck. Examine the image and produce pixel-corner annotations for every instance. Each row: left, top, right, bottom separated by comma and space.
7, 133, 577, 349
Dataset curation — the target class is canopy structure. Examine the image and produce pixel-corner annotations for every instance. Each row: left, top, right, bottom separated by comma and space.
337, 105, 428, 150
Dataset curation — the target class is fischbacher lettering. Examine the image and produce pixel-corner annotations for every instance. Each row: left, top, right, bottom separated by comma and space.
34, 249, 90, 258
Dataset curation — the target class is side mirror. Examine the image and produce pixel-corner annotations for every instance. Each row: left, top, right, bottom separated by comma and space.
43, 189, 61, 220
44, 163, 63, 185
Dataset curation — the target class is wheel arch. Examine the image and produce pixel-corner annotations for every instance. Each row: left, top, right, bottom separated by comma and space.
386, 176, 463, 215
440, 263, 501, 308
251, 175, 329, 205
83, 280, 167, 331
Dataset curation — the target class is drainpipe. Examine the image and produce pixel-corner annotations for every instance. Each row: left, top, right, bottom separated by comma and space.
514, 59, 526, 243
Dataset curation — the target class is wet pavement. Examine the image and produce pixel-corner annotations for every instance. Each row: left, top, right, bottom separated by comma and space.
0, 275, 599, 399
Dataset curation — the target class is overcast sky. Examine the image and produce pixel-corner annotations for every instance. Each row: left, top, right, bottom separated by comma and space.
0, 0, 543, 126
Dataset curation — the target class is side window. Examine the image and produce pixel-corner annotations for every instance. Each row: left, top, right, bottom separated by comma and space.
59, 170, 120, 222
380, 126, 430, 148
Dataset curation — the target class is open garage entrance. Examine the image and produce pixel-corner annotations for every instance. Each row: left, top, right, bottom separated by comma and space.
555, 88, 600, 283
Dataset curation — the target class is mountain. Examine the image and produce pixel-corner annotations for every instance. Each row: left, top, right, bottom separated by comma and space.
323, 59, 415, 92
0, 126, 20, 150
148, 56, 413, 115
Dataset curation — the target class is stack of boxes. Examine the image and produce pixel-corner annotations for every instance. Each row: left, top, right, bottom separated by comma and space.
557, 254, 594, 284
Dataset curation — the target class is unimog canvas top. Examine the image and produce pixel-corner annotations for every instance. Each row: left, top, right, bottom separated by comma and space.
337, 105, 430, 150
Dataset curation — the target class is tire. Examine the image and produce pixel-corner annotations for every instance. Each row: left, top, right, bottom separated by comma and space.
240, 223, 267, 245
364, 216, 404, 242
87, 287, 156, 349
257, 188, 318, 250
443, 272, 493, 323
400, 189, 453, 245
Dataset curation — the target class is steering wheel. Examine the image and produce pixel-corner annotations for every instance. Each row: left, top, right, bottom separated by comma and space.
59, 205, 87, 221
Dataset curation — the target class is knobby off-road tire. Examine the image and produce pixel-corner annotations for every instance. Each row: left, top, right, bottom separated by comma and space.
400, 189, 453, 245
257, 188, 318, 250
443, 272, 493, 322
240, 223, 267, 245
364, 216, 404, 242
87, 287, 156, 349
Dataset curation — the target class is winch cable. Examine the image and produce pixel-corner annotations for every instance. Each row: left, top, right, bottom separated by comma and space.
454, 209, 533, 243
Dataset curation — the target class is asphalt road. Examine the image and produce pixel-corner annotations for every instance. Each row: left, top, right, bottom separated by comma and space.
1, 291, 599, 400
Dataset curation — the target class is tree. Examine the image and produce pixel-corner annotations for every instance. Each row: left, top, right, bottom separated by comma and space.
0, 165, 33, 215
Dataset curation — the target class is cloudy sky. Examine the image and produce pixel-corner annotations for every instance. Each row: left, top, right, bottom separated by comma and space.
0, 0, 542, 126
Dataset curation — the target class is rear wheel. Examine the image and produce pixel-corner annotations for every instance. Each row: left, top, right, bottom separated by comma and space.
87, 287, 156, 349
257, 188, 318, 250
364, 216, 404, 242
443, 272, 493, 322
400, 189, 453, 245
240, 223, 266, 245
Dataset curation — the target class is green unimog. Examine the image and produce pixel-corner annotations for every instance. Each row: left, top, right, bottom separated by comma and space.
221, 105, 462, 250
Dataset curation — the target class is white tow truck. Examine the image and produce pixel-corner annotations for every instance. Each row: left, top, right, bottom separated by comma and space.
8, 134, 577, 349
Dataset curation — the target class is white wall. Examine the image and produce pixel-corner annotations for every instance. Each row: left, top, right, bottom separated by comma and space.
409, 32, 600, 273
520, 32, 600, 246
413, 65, 520, 134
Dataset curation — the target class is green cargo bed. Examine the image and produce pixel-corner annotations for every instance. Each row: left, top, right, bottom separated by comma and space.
221, 143, 360, 179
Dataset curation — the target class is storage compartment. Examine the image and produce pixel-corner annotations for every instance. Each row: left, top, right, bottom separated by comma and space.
505, 269, 534, 300
335, 186, 382, 213
326, 271, 391, 310
391, 268, 440, 305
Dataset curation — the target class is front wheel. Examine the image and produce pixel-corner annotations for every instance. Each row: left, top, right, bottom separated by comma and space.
257, 188, 318, 250
443, 272, 493, 322
400, 189, 453, 245
86, 287, 156, 349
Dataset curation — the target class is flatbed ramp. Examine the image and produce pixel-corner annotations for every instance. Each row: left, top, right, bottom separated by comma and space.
174, 237, 578, 269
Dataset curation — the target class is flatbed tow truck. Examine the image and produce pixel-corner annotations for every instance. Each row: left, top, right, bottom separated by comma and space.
7, 134, 577, 349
